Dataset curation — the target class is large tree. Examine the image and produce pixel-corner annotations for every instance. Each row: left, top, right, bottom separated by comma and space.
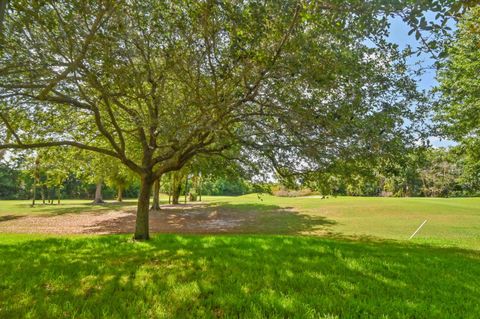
0, 0, 461, 239
436, 6, 480, 158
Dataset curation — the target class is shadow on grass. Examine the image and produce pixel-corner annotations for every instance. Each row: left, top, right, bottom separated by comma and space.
0, 215, 22, 222
10, 201, 138, 217
0, 235, 479, 318
214, 202, 337, 234
88, 202, 337, 236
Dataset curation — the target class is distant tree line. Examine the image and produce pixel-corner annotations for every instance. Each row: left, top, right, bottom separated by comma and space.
303, 147, 480, 198
0, 149, 266, 200
2, 146, 478, 200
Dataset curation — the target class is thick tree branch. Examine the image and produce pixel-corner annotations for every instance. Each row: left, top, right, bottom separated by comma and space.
0, 0, 7, 43
0, 112, 21, 144
0, 141, 118, 157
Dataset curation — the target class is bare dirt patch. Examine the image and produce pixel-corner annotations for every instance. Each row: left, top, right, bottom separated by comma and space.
0, 204, 256, 235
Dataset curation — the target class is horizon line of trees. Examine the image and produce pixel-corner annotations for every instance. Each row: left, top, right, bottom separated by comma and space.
2, 146, 478, 201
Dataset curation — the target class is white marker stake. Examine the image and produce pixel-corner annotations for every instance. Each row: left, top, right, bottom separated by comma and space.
409, 219, 427, 240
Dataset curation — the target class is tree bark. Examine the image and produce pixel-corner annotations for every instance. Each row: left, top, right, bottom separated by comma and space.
31, 183, 36, 207
184, 174, 188, 204
134, 176, 153, 240
172, 181, 181, 205
169, 174, 173, 204
172, 192, 180, 204
150, 177, 161, 211
0, 0, 7, 40
93, 181, 104, 204
199, 174, 202, 202
117, 186, 123, 202
41, 186, 45, 204
31, 156, 40, 207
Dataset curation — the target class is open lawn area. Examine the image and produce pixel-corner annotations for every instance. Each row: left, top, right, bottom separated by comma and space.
1, 195, 479, 318
1, 195, 479, 249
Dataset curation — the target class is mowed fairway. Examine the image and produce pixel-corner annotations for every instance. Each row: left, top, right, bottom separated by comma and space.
201, 195, 480, 250
0, 196, 479, 318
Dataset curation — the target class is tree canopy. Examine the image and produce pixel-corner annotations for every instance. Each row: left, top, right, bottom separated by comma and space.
436, 6, 480, 154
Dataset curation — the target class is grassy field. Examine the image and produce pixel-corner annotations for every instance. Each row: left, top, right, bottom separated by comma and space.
202, 195, 480, 250
0, 195, 479, 318
1, 195, 479, 249
0, 199, 137, 216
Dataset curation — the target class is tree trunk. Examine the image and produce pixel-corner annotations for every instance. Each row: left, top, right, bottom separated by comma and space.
117, 186, 123, 202
57, 187, 61, 205
171, 171, 185, 205
134, 176, 153, 240
32, 156, 40, 207
93, 181, 104, 204
31, 183, 36, 207
199, 173, 202, 202
172, 192, 180, 204
184, 174, 188, 204
172, 182, 181, 204
41, 186, 45, 204
150, 177, 161, 211
169, 173, 173, 204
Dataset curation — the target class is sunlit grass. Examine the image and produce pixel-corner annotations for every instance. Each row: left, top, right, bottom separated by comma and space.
202, 195, 480, 250
1, 196, 480, 317
1, 195, 480, 249
0, 234, 478, 318
0, 199, 138, 216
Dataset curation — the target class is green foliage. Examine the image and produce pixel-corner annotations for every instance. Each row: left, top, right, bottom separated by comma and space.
302, 147, 480, 197
0, 0, 459, 179
201, 177, 250, 196
436, 6, 480, 147
0, 162, 28, 199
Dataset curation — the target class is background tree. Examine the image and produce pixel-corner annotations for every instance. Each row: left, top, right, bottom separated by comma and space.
72, 152, 128, 204
150, 176, 162, 211
436, 6, 480, 169
105, 164, 135, 202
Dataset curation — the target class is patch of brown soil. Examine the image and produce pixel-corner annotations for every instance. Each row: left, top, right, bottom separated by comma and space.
0, 204, 254, 235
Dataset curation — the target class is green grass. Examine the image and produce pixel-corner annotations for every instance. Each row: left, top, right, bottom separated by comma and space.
0, 199, 137, 216
2, 195, 479, 249
202, 195, 480, 250
1, 195, 480, 317
0, 234, 479, 318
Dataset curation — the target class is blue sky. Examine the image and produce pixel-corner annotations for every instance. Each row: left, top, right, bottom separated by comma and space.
388, 16, 456, 148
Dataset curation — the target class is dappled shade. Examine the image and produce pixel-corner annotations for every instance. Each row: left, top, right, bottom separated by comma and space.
0, 202, 335, 236
0, 235, 479, 318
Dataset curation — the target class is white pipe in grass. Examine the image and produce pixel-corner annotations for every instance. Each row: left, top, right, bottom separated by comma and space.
409, 220, 428, 240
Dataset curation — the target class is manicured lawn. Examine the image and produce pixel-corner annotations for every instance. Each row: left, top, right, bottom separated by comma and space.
0, 199, 137, 220
202, 195, 480, 250
0, 234, 479, 318
0, 199, 137, 216
1, 195, 480, 249
1, 196, 479, 318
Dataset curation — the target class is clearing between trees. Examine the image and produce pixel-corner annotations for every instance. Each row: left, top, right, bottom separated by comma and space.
1, 195, 479, 250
